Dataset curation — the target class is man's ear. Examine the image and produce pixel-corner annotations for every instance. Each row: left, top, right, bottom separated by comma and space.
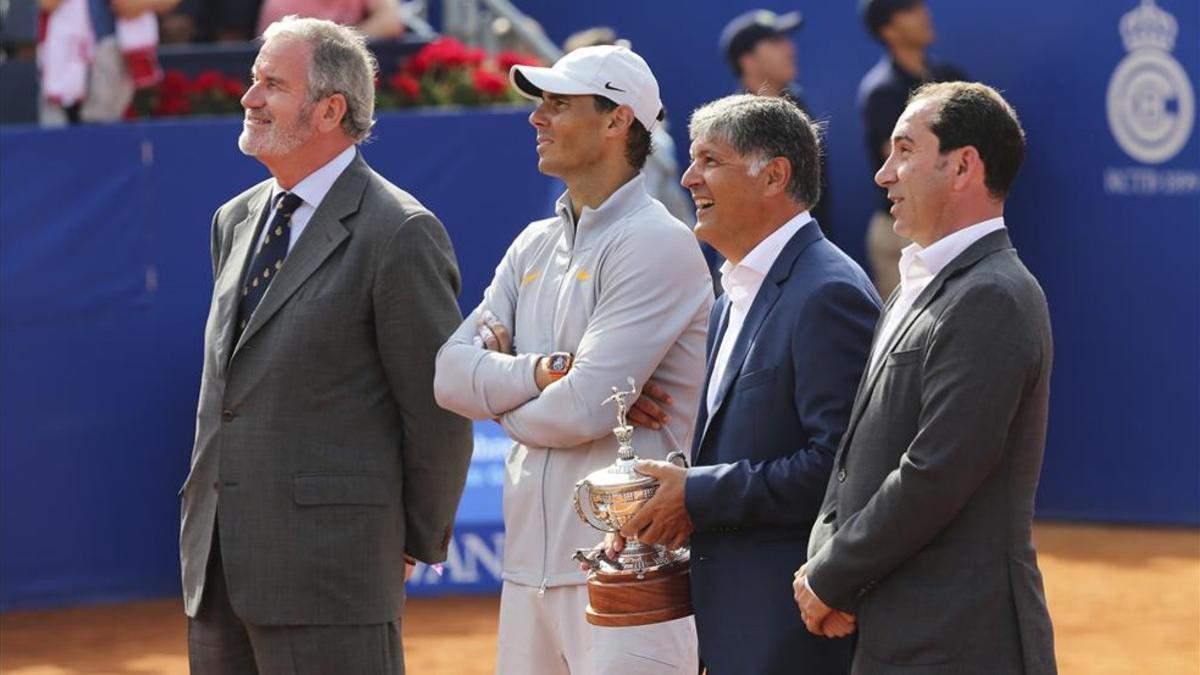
607, 104, 636, 138
953, 145, 983, 191
318, 93, 348, 133
878, 23, 898, 48
761, 156, 793, 197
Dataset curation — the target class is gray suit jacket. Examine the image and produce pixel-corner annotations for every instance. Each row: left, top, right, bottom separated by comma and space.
807, 230, 1057, 674
180, 152, 473, 625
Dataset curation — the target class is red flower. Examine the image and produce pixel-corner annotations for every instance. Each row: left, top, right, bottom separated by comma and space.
405, 50, 431, 77
192, 69, 223, 94
221, 76, 246, 99
423, 36, 470, 69
160, 69, 190, 98
155, 95, 191, 116
464, 47, 486, 67
390, 72, 420, 99
497, 51, 542, 75
473, 68, 508, 98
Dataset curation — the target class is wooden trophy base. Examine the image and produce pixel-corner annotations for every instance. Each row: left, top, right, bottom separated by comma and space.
583, 559, 693, 627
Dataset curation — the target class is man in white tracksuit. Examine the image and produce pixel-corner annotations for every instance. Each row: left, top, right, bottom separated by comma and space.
434, 46, 710, 674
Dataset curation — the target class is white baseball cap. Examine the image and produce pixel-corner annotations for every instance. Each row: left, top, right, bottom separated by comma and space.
510, 45, 664, 131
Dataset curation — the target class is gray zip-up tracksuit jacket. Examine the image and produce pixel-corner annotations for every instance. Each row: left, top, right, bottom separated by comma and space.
435, 174, 712, 589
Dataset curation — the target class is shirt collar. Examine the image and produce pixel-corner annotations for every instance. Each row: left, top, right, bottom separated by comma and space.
719, 210, 812, 300
721, 210, 812, 277
555, 173, 650, 234
272, 145, 357, 211
898, 216, 1007, 282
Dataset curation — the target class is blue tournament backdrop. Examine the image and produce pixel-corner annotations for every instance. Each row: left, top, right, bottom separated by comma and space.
1, 0, 1197, 610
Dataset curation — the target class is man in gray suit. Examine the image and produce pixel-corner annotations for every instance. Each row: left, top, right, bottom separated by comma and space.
180, 16, 472, 673
796, 81, 1057, 674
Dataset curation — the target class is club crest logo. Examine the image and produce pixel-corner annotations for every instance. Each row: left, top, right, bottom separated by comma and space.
1107, 1, 1194, 164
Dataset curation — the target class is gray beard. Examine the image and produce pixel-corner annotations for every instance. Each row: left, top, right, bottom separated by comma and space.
238, 105, 314, 157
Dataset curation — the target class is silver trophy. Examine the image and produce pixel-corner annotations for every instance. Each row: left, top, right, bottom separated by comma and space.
571, 379, 692, 626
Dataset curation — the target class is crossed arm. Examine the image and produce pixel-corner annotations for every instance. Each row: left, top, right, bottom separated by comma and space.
434, 224, 713, 450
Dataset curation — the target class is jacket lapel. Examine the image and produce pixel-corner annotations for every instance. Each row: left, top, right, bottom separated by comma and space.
700, 223, 825, 444
215, 185, 272, 371
691, 296, 729, 464
231, 155, 368, 358
841, 229, 1015, 439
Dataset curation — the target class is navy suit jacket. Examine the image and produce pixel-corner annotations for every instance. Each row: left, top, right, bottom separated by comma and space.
685, 221, 880, 674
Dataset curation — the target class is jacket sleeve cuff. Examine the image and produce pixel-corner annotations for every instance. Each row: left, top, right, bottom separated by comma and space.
684, 465, 727, 532
805, 549, 862, 614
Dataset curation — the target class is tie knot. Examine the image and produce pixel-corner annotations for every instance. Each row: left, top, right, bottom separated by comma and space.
275, 191, 303, 218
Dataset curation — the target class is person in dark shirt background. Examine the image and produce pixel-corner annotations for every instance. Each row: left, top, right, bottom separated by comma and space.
858, 0, 965, 298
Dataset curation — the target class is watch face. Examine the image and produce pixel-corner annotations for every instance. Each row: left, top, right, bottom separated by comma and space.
550, 354, 569, 371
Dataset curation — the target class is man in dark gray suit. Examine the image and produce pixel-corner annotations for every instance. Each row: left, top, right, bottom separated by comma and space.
797, 81, 1057, 674
179, 16, 472, 673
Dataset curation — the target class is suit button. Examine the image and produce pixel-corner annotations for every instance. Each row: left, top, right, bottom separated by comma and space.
222, 410, 235, 423
212, 481, 220, 492
837, 468, 847, 483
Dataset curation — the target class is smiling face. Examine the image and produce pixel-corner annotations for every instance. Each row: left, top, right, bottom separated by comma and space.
527, 93, 611, 180
681, 133, 766, 257
875, 97, 956, 246
239, 37, 318, 159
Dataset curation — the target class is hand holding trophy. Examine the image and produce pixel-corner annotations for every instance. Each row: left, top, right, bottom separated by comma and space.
571, 378, 693, 626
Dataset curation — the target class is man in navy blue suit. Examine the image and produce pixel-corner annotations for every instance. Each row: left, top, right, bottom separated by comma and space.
619, 94, 880, 673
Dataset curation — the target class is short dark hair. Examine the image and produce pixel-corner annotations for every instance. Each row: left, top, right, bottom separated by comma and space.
593, 96, 654, 170
860, 0, 922, 40
688, 94, 823, 208
910, 81, 1026, 199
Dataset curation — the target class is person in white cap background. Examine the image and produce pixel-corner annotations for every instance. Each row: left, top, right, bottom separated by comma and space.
433, 45, 710, 674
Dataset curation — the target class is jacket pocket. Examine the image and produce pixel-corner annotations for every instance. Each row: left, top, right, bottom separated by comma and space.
885, 347, 923, 367
293, 473, 391, 506
735, 365, 778, 390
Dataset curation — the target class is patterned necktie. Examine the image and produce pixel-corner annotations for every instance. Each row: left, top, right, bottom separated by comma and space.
236, 191, 303, 340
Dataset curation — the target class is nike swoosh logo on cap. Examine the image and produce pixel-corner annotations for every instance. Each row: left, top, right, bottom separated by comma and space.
604, 81, 626, 92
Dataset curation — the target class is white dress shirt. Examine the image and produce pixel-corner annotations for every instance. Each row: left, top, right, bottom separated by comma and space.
706, 210, 813, 413
256, 145, 357, 254
867, 217, 1008, 371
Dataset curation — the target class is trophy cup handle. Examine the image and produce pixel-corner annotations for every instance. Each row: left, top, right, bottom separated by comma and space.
666, 450, 689, 468
573, 479, 616, 533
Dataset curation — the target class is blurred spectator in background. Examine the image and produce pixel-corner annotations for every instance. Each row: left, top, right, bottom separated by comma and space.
548, 26, 694, 225
257, 0, 403, 39
720, 9, 833, 244
162, 0, 404, 44
2, 0, 39, 58
38, 0, 177, 124
161, 0, 263, 43
857, 0, 965, 298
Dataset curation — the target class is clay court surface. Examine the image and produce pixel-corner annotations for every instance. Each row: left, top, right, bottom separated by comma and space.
2, 523, 1197, 674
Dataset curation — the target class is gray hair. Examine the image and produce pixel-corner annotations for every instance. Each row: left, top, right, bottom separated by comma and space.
263, 15, 378, 142
688, 94, 823, 207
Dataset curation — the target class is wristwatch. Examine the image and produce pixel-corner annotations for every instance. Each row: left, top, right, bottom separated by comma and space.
546, 352, 574, 382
